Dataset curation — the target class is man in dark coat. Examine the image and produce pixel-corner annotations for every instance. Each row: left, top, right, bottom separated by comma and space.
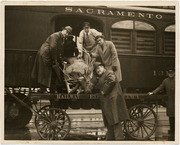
93, 62, 129, 140
31, 26, 72, 92
62, 35, 78, 61
92, 35, 122, 82
148, 67, 175, 140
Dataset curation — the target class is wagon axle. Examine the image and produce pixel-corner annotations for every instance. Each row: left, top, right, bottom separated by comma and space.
49, 121, 59, 129
137, 118, 144, 126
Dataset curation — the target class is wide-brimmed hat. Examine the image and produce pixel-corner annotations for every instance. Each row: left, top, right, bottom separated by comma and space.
94, 62, 105, 70
64, 26, 72, 34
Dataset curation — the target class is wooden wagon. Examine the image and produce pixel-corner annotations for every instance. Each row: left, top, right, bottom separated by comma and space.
5, 86, 165, 140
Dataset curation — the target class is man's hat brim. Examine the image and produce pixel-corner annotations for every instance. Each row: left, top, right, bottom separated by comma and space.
94, 62, 105, 70
65, 28, 72, 34
63, 26, 72, 34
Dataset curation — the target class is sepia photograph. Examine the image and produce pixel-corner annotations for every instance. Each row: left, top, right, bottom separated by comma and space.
2, 1, 179, 143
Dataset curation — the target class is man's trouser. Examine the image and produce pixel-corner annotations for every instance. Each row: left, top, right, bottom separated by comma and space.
169, 117, 175, 140
106, 122, 124, 140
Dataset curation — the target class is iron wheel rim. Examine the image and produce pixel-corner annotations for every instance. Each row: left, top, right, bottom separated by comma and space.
35, 106, 71, 140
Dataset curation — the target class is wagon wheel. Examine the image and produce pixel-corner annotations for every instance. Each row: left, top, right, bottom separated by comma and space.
124, 104, 158, 140
35, 106, 71, 140
5, 93, 32, 129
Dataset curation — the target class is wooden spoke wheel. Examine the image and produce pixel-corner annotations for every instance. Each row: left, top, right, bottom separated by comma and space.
124, 104, 158, 140
5, 93, 32, 129
35, 106, 71, 140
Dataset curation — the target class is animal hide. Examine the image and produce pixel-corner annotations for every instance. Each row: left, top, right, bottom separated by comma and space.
63, 59, 94, 93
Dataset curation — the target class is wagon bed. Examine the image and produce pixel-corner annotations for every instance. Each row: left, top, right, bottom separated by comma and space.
31, 92, 165, 106
6, 86, 166, 140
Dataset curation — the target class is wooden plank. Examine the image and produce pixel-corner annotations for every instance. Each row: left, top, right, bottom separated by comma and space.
115, 44, 130, 49
111, 34, 131, 37
165, 47, 175, 50
116, 48, 132, 52
137, 33, 155, 37
164, 49, 175, 53
116, 49, 132, 53
137, 47, 155, 51
137, 37, 155, 41
112, 30, 131, 33
137, 42, 155, 45
111, 32, 131, 36
113, 40, 131, 43
164, 44, 175, 47
113, 41, 131, 45
136, 31, 155, 35
136, 45, 155, 49
164, 39, 175, 43
112, 37, 131, 40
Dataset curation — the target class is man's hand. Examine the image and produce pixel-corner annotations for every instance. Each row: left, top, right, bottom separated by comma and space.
148, 92, 154, 95
100, 91, 105, 95
112, 66, 117, 72
77, 52, 82, 59
89, 52, 97, 58
52, 60, 58, 65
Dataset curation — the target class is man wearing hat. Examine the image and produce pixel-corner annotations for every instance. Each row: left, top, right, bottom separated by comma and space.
93, 62, 129, 140
31, 26, 72, 92
92, 35, 122, 82
148, 67, 175, 140
77, 22, 101, 64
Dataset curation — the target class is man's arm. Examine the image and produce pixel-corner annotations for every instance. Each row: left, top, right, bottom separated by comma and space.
77, 30, 84, 55
90, 45, 99, 58
91, 29, 102, 37
153, 80, 166, 94
49, 33, 59, 63
100, 71, 116, 95
109, 41, 119, 71
148, 79, 166, 95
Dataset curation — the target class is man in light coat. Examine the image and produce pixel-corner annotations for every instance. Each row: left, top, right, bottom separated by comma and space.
31, 26, 72, 92
148, 67, 175, 140
77, 22, 101, 64
92, 35, 122, 82
93, 62, 129, 140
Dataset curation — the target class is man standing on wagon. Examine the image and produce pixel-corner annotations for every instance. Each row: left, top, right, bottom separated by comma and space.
77, 22, 102, 64
31, 26, 72, 93
92, 35, 122, 82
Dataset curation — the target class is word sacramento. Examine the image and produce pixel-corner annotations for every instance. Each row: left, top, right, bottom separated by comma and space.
65, 7, 163, 19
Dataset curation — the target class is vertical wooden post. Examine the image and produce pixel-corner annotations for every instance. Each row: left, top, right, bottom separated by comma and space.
28, 56, 32, 97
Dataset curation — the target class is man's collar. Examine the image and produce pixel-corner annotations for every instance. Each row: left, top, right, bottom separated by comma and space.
84, 29, 92, 34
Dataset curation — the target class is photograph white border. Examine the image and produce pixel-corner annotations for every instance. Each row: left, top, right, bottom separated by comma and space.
0, 1, 179, 144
